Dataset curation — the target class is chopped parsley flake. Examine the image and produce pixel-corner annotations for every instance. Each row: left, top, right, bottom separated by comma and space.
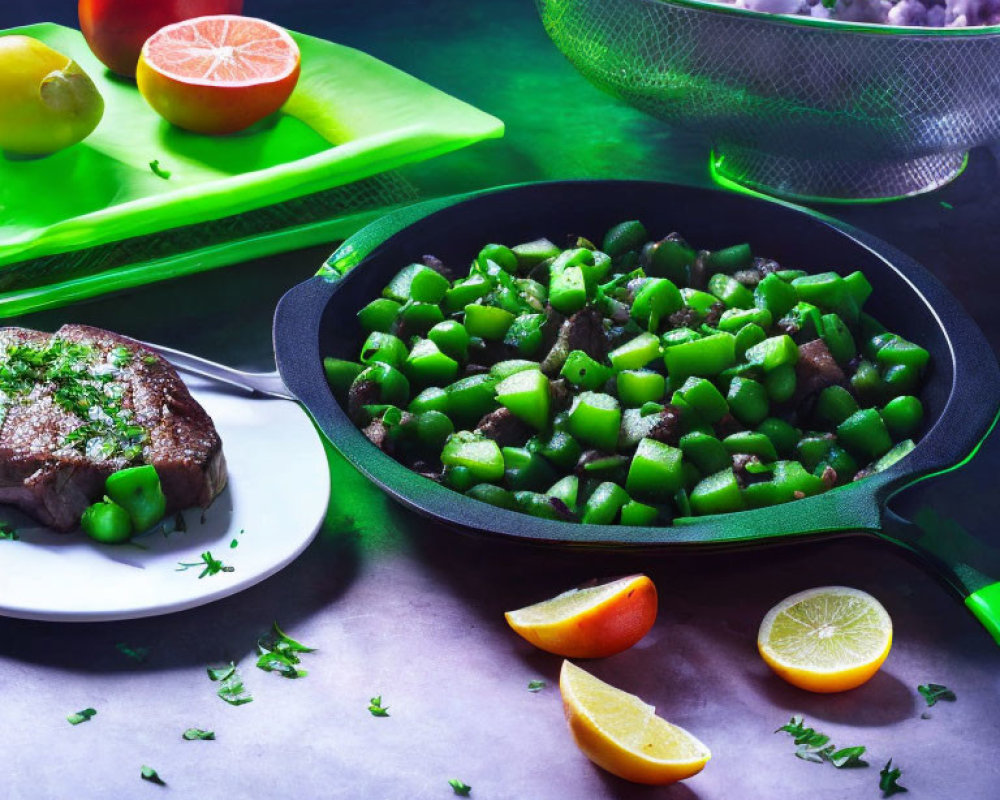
67, 708, 97, 725
917, 683, 956, 707
182, 728, 215, 741
177, 551, 234, 578
149, 160, 171, 180
879, 759, 907, 796
140, 765, 166, 785
256, 622, 315, 679
207, 661, 253, 706
448, 779, 472, 796
368, 695, 389, 717
527, 680, 546, 692
230, 538, 239, 548
775, 716, 867, 768
0, 522, 18, 541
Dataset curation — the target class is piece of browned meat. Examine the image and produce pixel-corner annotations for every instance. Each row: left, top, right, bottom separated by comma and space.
0, 324, 226, 531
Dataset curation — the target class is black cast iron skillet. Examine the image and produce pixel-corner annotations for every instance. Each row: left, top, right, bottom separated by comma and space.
273, 180, 1000, 641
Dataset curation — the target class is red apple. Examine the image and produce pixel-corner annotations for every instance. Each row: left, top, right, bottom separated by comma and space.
78, 0, 244, 77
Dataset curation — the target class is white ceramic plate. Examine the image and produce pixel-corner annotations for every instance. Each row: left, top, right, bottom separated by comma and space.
0, 375, 330, 622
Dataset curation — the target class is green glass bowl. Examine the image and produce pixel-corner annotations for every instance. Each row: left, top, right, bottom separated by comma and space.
536, 0, 1000, 201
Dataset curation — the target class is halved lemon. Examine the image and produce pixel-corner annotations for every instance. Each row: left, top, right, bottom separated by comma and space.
504, 574, 657, 658
559, 660, 711, 785
757, 586, 892, 693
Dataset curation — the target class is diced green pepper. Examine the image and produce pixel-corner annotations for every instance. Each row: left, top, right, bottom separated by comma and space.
744, 335, 798, 372
843, 271, 873, 309
764, 364, 796, 404
677, 376, 728, 423
396, 301, 444, 335
718, 307, 772, 333
490, 360, 539, 381
796, 435, 836, 472
360, 332, 408, 369
679, 431, 730, 474
872, 439, 916, 472
441, 432, 504, 482
428, 320, 470, 362
323, 358, 363, 396
619, 500, 659, 526
632, 278, 682, 330
690, 468, 744, 515
609, 332, 662, 371
815, 385, 858, 427
384, 263, 442, 303
358, 298, 402, 332
649, 238, 695, 283
513, 238, 561, 271
708, 273, 754, 309
444, 274, 490, 313
568, 392, 621, 452
726, 376, 769, 425
477, 243, 518, 274
663, 333, 736, 377
723, 432, 778, 462
705, 243, 752, 273
734, 323, 767, 360
408, 386, 449, 414
837, 408, 893, 460
531, 430, 582, 471
603, 220, 648, 257
617, 370, 666, 407
814, 446, 857, 484
850, 358, 885, 406
466, 483, 518, 510
625, 438, 684, 501
503, 446, 558, 491
881, 395, 923, 439
561, 351, 614, 391
581, 482, 631, 524
682, 288, 720, 316
353, 363, 410, 408
464, 304, 515, 340
445, 374, 498, 427
403, 339, 459, 386
495, 369, 550, 430
81, 499, 133, 544
545, 474, 580, 513
754, 273, 797, 318
820, 313, 856, 365
755, 418, 800, 458
883, 363, 920, 396
105, 465, 167, 533
503, 314, 546, 357
549, 265, 588, 314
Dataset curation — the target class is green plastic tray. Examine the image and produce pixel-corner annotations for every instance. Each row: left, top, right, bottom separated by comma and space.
0, 23, 504, 316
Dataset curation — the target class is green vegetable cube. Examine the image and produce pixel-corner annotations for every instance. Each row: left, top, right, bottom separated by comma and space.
445, 374, 498, 427
743, 335, 799, 372
409, 267, 450, 303
441, 433, 504, 482
631, 278, 682, 330
105, 465, 167, 533
649, 239, 695, 283
444, 275, 490, 313
837, 409, 893, 460
428, 320, 470, 362
477, 243, 518, 274
495, 369, 550, 430
581, 482, 631, 524
503, 314, 546, 357
708, 273, 754, 309
568, 392, 621, 452
358, 298, 401, 332
360, 332, 408, 369
754, 273, 797, 318
549, 265, 588, 314
689, 468, 744, 515
466, 483, 518, 510
718, 307, 772, 333
681, 288, 719, 316
403, 339, 459, 385
755, 418, 801, 458
679, 431, 730, 474
677, 376, 728, 423
625, 438, 684, 501
561, 351, 614, 391
603, 220, 648, 257
545, 474, 580, 513
609, 332, 661, 371
619, 500, 659, 526
726, 377, 769, 425
881, 395, 923, 439
464, 304, 515, 340
723, 432, 778, 462
617, 370, 666, 407
323, 358, 362, 396
815, 385, 858, 426
397, 301, 444, 334
663, 333, 736, 377
513, 238, 561, 270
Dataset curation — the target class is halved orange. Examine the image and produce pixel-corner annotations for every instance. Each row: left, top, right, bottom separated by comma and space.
136, 15, 300, 135
560, 661, 711, 785
504, 575, 657, 658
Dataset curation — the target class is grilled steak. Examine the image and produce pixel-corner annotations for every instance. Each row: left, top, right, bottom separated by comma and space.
0, 324, 226, 531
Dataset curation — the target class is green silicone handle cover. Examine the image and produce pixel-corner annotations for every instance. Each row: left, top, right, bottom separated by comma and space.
965, 583, 1000, 646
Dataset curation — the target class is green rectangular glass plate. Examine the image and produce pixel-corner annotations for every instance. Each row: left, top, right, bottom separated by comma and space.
0, 23, 504, 316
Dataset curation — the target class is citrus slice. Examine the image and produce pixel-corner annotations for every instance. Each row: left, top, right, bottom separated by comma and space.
504, 574, 657, 658
757, 586, 892, 693
136, 15, 300, 135
559, 660, 711, 785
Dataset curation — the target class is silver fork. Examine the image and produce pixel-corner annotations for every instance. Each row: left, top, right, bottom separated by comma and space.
140, 341, 294, 401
